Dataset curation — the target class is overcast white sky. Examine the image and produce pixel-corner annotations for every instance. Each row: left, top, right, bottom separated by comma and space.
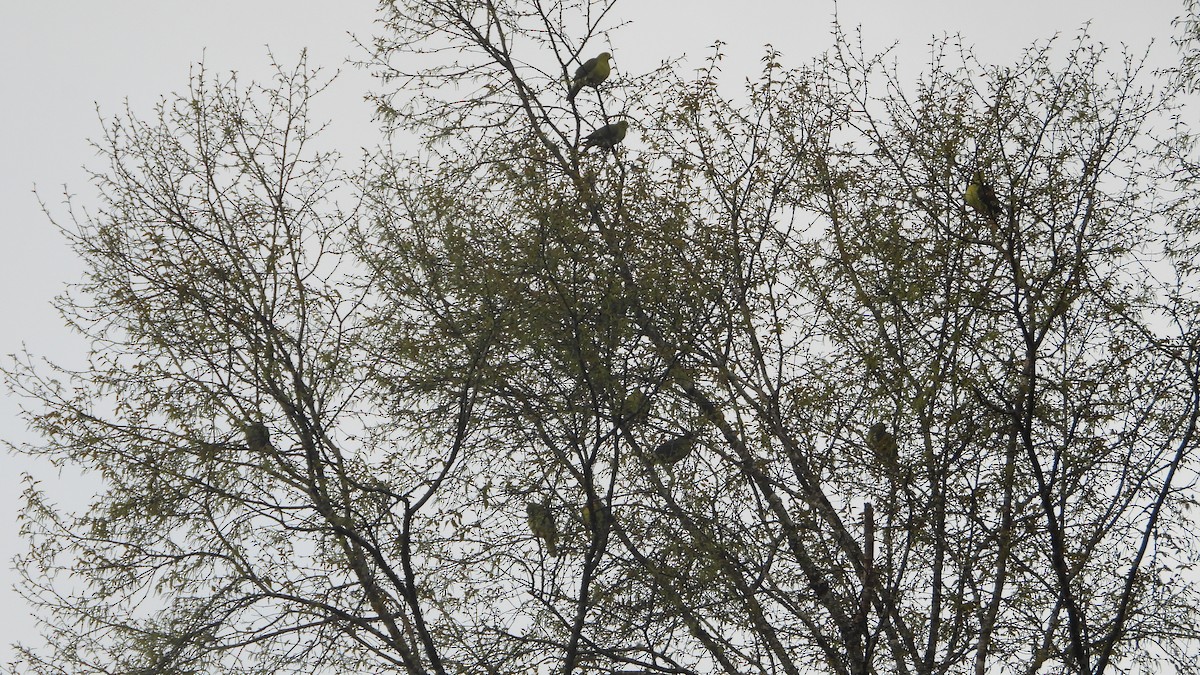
0, 0, 1185, 663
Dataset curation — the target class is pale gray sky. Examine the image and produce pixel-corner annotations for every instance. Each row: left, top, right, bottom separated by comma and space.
0, 0, 1184, 663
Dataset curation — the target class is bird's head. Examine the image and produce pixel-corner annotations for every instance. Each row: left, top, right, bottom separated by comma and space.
972, 169, 986, 184
599, 51, 612, 62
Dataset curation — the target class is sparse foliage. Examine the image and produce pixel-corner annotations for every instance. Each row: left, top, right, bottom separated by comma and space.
9, 2, 1200, 674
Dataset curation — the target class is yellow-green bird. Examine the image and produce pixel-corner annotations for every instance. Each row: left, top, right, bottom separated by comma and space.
965, 170, 1003, 220
526, 501, 558, 556
865, 422, 898, 468
581, 498, 612, 535
648, 432, 697, 465
618, 389, 652, 427
582, 119, 629, 150
567, 51, 612, 101
244, 421, 271, 452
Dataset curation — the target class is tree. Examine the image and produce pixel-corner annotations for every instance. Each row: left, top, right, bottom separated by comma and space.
8, 1, 1200, 673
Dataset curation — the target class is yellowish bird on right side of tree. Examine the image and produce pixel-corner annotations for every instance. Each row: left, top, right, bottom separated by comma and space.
567, 51, 612, 101
965, 170, 1003, 221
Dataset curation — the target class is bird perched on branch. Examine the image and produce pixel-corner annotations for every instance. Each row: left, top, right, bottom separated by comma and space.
526, 501, 558, 556
618, 389, 652, 428
243, 421, 271, 452
567, 51, 612, 101
965, 170, 1003, 221
582, 119, 629, 150
647, 431, 697, 466
581, 497, 612, 537
865, 422, 898, 468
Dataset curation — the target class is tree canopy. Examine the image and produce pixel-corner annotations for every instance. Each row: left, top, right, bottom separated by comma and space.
9, 1, 1200, 674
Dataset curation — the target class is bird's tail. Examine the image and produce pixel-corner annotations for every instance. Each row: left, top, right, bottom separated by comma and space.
567, 80, 583, 101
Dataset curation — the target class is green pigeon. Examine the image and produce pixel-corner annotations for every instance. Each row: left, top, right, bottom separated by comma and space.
581, 498, 612, 536
865, 422, 898, 468
965, 170, 1003, 220
618, 389, 652, 427
526, 501, 558, 556
567, 51, 612, 101
244, 421, 271, 452
582, 119, 629, 150
648, 432, 696, 465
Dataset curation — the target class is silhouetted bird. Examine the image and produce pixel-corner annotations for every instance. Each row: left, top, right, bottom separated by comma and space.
865, 422, 898, 468
582, 120, 629, 150
244, 422, 271, 452
526, 501, 558, 556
